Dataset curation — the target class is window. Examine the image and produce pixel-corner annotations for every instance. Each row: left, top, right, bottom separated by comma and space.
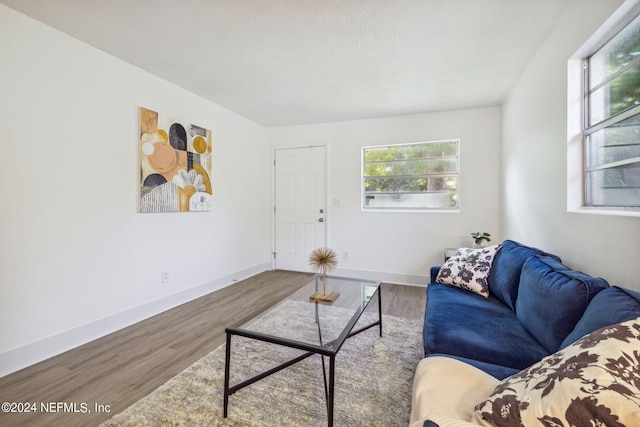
362, 140, 459, 211
583, 12, 640, 208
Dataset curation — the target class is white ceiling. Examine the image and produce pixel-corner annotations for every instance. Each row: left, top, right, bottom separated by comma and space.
2, 0, 570, 126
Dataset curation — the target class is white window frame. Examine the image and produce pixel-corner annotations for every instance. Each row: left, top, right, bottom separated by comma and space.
568, 0, 640, 217
361, 139, 460, 212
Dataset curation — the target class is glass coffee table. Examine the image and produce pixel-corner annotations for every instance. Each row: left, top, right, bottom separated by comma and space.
223, 274, 381, 427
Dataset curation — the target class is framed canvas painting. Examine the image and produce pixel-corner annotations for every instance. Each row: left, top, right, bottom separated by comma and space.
139, 107, 213, 212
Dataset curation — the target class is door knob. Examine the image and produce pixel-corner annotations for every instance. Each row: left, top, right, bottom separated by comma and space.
319, 218, 324, 222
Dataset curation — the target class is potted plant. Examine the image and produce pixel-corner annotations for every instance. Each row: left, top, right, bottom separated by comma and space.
471, 232, 491, 247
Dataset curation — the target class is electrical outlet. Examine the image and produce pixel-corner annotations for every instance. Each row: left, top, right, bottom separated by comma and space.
343, 251, 349, 260
161, 270, 170, 283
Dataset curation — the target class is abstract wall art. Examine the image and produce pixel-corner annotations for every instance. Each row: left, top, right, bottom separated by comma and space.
139, 107, 213, 213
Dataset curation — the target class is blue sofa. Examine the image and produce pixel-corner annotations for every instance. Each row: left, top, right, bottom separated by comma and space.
410, 240, 640, 427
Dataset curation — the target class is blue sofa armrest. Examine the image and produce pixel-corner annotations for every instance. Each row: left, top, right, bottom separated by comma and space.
429, 353, 520, 380
430, 266, 441, 283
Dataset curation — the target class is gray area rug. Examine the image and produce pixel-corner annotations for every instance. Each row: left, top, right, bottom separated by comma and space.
100, 300, 423, 426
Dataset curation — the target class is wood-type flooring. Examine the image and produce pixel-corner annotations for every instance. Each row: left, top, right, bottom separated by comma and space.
0, 270, 426, 427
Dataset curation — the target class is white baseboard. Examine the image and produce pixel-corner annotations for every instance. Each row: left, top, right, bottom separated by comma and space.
333, 267, 427, 287
0, 262, 271, 378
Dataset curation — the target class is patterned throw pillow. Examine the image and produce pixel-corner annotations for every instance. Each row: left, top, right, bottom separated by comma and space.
471, 317, 640, 427
435, 245, 501, 297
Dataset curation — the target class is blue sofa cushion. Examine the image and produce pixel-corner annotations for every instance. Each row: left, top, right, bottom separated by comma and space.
560, 286, 640, 348
516, 255, 609, 353
424, 283, 549, 370
487, 240, 560, 311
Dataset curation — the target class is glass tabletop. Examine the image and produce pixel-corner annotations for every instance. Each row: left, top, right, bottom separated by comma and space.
227, 275, 381, 353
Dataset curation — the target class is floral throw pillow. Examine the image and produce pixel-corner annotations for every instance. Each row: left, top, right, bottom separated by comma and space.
471, 317, 640, 427
435, 245, 501, 298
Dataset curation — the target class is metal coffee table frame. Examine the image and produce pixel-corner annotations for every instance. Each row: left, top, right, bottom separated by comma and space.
223, 275, 382, 427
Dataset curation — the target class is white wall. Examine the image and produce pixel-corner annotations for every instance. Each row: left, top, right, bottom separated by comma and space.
269, 107, 502, 284
5, 0, 636, 378
502, 0, 640, 290
0, 5, 271, 376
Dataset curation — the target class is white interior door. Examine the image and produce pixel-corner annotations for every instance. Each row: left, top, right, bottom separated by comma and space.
274, 146, 326, 271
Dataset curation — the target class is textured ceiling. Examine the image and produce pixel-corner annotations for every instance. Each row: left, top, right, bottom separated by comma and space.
1, 0, 570, 126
